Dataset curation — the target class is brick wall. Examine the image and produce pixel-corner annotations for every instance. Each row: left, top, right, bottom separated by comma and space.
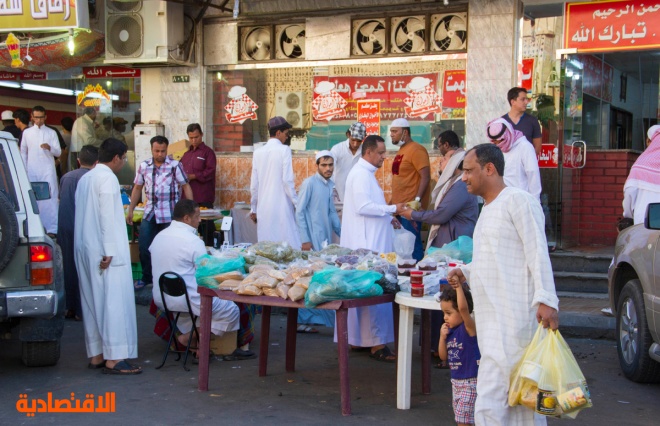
568, 150, 639, 246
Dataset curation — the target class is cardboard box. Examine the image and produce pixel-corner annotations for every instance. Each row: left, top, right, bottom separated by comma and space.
209, 330, 237, 356
129, 242, 140, 264
167, 139, 190, 161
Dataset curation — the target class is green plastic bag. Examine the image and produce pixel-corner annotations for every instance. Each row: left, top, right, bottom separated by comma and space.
195, 254, 245, 288
304, 268, 383, 308
426, 235, 473, 263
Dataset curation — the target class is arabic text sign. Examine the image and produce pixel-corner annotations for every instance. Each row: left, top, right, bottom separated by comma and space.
442, 70, 466, 109
16, 392, 116, 416
312, 74, 438, 122
357, 100, 381, 136
83, 67, 141, 79
520, 59, 534, 91
0, 0, 88, 31
565, 0, 660, 52
538, 144, 559, 168
0, 71, 46, 80
581, 55, 602, 98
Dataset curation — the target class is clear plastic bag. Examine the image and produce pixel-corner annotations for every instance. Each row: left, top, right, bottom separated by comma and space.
248, 241, 293, 262
304, 269, 383, 308
393, 228, 416, 259
508, 323, 592, 419
425, 236, 473, 264
195, 254, 246, 288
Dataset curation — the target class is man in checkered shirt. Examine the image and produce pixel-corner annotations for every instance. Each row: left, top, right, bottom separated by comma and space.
127, 135, 193, 289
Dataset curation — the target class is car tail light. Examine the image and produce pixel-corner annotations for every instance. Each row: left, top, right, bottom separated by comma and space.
30, 245, 53, 286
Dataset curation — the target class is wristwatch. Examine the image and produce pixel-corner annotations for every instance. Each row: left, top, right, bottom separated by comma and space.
414, 197, 420, 202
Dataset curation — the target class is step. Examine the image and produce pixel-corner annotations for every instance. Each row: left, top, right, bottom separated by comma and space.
553, 271, 608, 294
550, 251, 613, 274
557, 292, 615, 340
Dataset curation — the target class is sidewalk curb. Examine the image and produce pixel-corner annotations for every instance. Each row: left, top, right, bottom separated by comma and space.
559, 311, 615, 340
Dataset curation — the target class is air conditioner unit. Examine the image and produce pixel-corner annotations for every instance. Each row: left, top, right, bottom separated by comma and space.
275, 91, 304, 129
104, 0, 186, 65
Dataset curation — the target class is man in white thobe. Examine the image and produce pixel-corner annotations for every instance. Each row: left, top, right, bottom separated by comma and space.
487, 117, 541, 202
339, 135, 405, 361
330, 122, 365, 203
71, 107, 102, 170
250, 116, 301, 249
74, 138, 141, 374
623, 125, 660, 224
20, 106, 61, 234
449, 144, 559, 425
150, 200, 241, 343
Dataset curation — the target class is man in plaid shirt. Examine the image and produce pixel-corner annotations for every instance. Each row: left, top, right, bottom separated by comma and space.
127, 135, 193, 289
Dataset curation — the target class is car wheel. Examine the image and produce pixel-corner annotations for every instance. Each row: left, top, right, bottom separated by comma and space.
21, 340, 61, 367
616, 279, 660, 383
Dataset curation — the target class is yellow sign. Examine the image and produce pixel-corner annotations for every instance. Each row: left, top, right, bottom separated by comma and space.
16, 392, 116, 416
77, 83, 111, 106
0, 0, 89, 31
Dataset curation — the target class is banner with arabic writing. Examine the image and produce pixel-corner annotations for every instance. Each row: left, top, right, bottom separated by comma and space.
0, 0, 89, 31
441, 70, 466, 118
565, 0, 660, 52
312, 73, 440, 122
357, 100, 381, 135
83, 67, 141, 79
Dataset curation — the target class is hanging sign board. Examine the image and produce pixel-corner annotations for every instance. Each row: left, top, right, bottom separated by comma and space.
441, 70, 466, 119
520, 58, 534, 91
538, 144, 559, 168
565, 0, 660, 52
0, 0, 89, 31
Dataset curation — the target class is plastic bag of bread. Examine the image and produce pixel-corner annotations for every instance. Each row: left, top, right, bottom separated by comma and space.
213, 271, 244, 283
310, 261, 328, 271
262, 287, 279, 297
241, 271, 266, 286
276, 283, 291, 299
237, 284, 263, 296
218, 279, 242, 291
267, 269, 288, 281
249, 263, 275, 274
282, 267, 313, 285
252, 274, 279, 289
295, 276, 312, 290
288, 285, 306, 302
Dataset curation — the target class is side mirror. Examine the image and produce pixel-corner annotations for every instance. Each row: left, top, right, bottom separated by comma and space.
645, 203, 660, 230
31, 182, 51, 201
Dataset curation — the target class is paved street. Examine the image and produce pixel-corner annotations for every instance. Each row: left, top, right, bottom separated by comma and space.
1, 303, 659, 425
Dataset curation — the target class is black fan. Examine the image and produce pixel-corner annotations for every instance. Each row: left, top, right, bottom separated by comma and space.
354, 20, 386, 55
243, 27, 271, 60
432, 14, 467, 51
278, 25, 305, 59
392, 17, 425, 53
107, 15, 143, 57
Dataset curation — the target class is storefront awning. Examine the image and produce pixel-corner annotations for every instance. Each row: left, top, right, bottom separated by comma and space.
0, 30, 104, 74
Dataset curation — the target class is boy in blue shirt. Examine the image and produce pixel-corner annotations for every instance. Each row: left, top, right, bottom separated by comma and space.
439, 281, 480, 426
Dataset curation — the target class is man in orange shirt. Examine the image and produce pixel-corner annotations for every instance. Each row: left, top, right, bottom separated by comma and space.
389, 117, 430, 261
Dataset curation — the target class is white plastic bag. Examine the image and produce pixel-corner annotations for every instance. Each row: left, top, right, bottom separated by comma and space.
393, 228, 416, 259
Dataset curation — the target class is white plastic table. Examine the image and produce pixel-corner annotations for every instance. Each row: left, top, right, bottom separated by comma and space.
395, 292, 443, 410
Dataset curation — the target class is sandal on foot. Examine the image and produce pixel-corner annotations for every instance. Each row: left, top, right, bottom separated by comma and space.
102, 360, 142, 375
222, 348, 256, 361
369, 346, 396, 363
296, 325, 319, 334
88, 361, 106, 369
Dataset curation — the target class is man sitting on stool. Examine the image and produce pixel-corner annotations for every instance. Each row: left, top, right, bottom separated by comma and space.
150, 199, 255, 361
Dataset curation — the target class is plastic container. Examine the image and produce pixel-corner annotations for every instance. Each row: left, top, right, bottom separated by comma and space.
410, 271, 424, 297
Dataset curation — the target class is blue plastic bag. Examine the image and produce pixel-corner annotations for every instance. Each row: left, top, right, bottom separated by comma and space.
195, 254, 245, 288
426, 235, 473, 264
304, 268, 383, 308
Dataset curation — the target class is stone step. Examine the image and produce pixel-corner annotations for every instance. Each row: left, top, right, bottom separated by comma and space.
550, 251, 612, 274
557, 291, 614, 340
553, 271, 608, 294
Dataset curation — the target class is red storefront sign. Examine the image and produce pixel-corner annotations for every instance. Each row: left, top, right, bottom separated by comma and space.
538, 144, 559, 168
565, 0, 660, 52
312, 73, 439, 121
83, 66, 141, 79
442, 70, 466, 108
520, 59, 534, 91
356, 100, 381, 135
0, 71, 46, 80
563, 144, 585, 168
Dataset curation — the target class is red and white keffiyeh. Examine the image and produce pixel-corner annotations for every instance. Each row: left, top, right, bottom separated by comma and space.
487, 117, 525, 153
625, 126, 660, 193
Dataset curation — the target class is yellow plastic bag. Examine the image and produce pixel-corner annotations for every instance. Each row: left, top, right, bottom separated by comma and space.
508, 323, 592, 419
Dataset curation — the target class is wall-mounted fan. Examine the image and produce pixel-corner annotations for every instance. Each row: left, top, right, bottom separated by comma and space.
352, 19, 386, 56
391, 16, 426, 54
106, 14, 143, 57
276, 24, 305, 59
107, 0, 141, 13
240, 26, 272, 61
430, 13, 467, 52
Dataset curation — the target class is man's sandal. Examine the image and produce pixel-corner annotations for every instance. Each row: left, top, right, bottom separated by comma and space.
369, 346, 396, 363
